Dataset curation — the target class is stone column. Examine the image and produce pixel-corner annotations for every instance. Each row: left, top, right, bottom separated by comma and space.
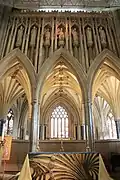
115, 119, 120, 139
84, 99, 94, 151
77, 125, 81, 140
30, 99, 38, 152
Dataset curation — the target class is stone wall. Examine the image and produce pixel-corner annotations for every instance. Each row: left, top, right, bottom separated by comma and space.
0, 10, 119, 73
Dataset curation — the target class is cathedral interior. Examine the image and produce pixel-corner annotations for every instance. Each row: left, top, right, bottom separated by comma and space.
0, 0, 120, 179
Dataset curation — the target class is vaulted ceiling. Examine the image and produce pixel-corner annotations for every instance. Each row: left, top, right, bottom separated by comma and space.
40, 61, 82, 111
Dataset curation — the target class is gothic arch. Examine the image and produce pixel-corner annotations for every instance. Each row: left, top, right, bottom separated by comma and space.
36, 48, 87, 101
0, 48, 36, 97
87, 49, 120, 99
0, 48, 36, 118
41, 94, 80, 125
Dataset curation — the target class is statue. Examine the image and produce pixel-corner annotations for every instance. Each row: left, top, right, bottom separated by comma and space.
58, 28, 64, 41
86, 27, 93, 64
30, 26, 37, 47
57, 28, 65, 47
86, 27, 93, 47
99, 26, 107, 48
44, 28, 51, 47
16, 26, 24, 47
72, 28, 78, 42
72, 28, 79, 47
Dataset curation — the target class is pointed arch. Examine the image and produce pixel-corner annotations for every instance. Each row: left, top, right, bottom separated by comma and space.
87, 49, 120, 99
37, 48, 87, 101
42, 94, 80, 124
0, 48, 36, 97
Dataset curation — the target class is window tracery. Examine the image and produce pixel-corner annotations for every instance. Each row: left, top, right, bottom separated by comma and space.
51, 106, 69, 139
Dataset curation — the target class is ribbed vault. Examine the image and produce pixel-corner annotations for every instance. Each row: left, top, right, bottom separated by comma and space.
93, 96, 117, 139
98, 76, 120, 119
91, 51, 120, 139
0, 49, 35, 118
40, 59, 83, 126
92, 62, 120, 100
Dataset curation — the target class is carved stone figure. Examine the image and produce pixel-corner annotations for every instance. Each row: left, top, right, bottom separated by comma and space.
71, 28, 79, 58
57, 28, 65, 47
16, 26, 24, 47
99, 26, 107, 48
72, 28, 78, 41
86, 27, 94, 64
72, 28, 79, 47
44, 28, 51, 47
30, 26, 37, 47
58, 28, 64, 41
86, 27, 93, 47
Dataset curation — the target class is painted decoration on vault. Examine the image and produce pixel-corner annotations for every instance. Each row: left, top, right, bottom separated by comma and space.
29, 152, 99, 180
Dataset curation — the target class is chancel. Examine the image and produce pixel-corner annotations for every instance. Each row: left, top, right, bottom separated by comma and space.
0, 0, 120, 179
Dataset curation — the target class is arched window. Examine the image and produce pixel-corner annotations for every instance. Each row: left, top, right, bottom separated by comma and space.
51, 106, 68, 139
4, 109, 14, 135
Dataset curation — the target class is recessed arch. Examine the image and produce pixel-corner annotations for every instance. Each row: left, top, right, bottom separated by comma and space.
41, 95, 80, 140
41, 94, 80, 125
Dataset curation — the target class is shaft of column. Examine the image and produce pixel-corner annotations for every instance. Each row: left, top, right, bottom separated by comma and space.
30, 100, 38, 152
77, 125, 81, 140
84, 100, 94, 151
